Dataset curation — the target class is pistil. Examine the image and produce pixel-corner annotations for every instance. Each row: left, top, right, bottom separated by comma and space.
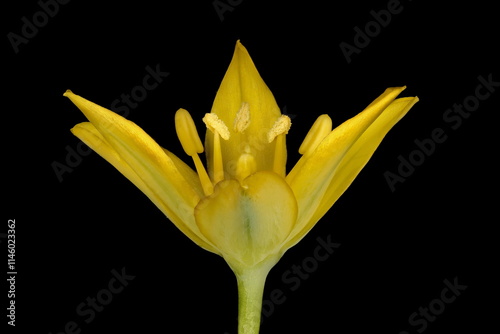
235, 146, 257, 182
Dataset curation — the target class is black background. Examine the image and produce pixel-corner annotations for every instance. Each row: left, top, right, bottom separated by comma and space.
4, 0, 498, 333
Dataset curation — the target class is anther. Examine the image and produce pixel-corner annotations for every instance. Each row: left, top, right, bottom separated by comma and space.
203, 113, 230, 140
299, 114, 332, 156
175, 109, 213, 196
267, 115, 291, 143
233, 102, 250, 133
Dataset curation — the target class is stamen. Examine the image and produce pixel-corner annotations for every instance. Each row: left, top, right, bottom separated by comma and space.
175, 109, 213, 195
203, 113, 230, 184
267, 115, 291, 143
266, 116, 291, 176
233, 102, 250, 133
299, 114, 332, 156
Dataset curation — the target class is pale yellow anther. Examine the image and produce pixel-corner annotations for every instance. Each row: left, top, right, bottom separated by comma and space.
175, 109, 204, 156
267, 115, 291, 143
175, 109, 213, 196
233, 102, 250, 133
203, 113, 230, 140
299, 114, 332, 156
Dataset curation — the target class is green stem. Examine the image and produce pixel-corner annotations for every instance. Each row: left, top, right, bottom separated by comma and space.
236, 264, 272, 334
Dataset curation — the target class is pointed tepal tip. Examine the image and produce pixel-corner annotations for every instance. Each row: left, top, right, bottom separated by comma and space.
63, 89, 73, 97
234, 39, 250, 56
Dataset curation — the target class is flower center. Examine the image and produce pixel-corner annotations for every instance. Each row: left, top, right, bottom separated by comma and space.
175, 104, 292, 196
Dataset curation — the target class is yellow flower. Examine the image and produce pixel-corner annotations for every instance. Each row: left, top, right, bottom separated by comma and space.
64, 40, 418, 334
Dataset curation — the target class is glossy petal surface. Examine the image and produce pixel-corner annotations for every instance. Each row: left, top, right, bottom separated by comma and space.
284, 88, 417, 248
66, 92, 217, 253
195, 171, 297, 270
